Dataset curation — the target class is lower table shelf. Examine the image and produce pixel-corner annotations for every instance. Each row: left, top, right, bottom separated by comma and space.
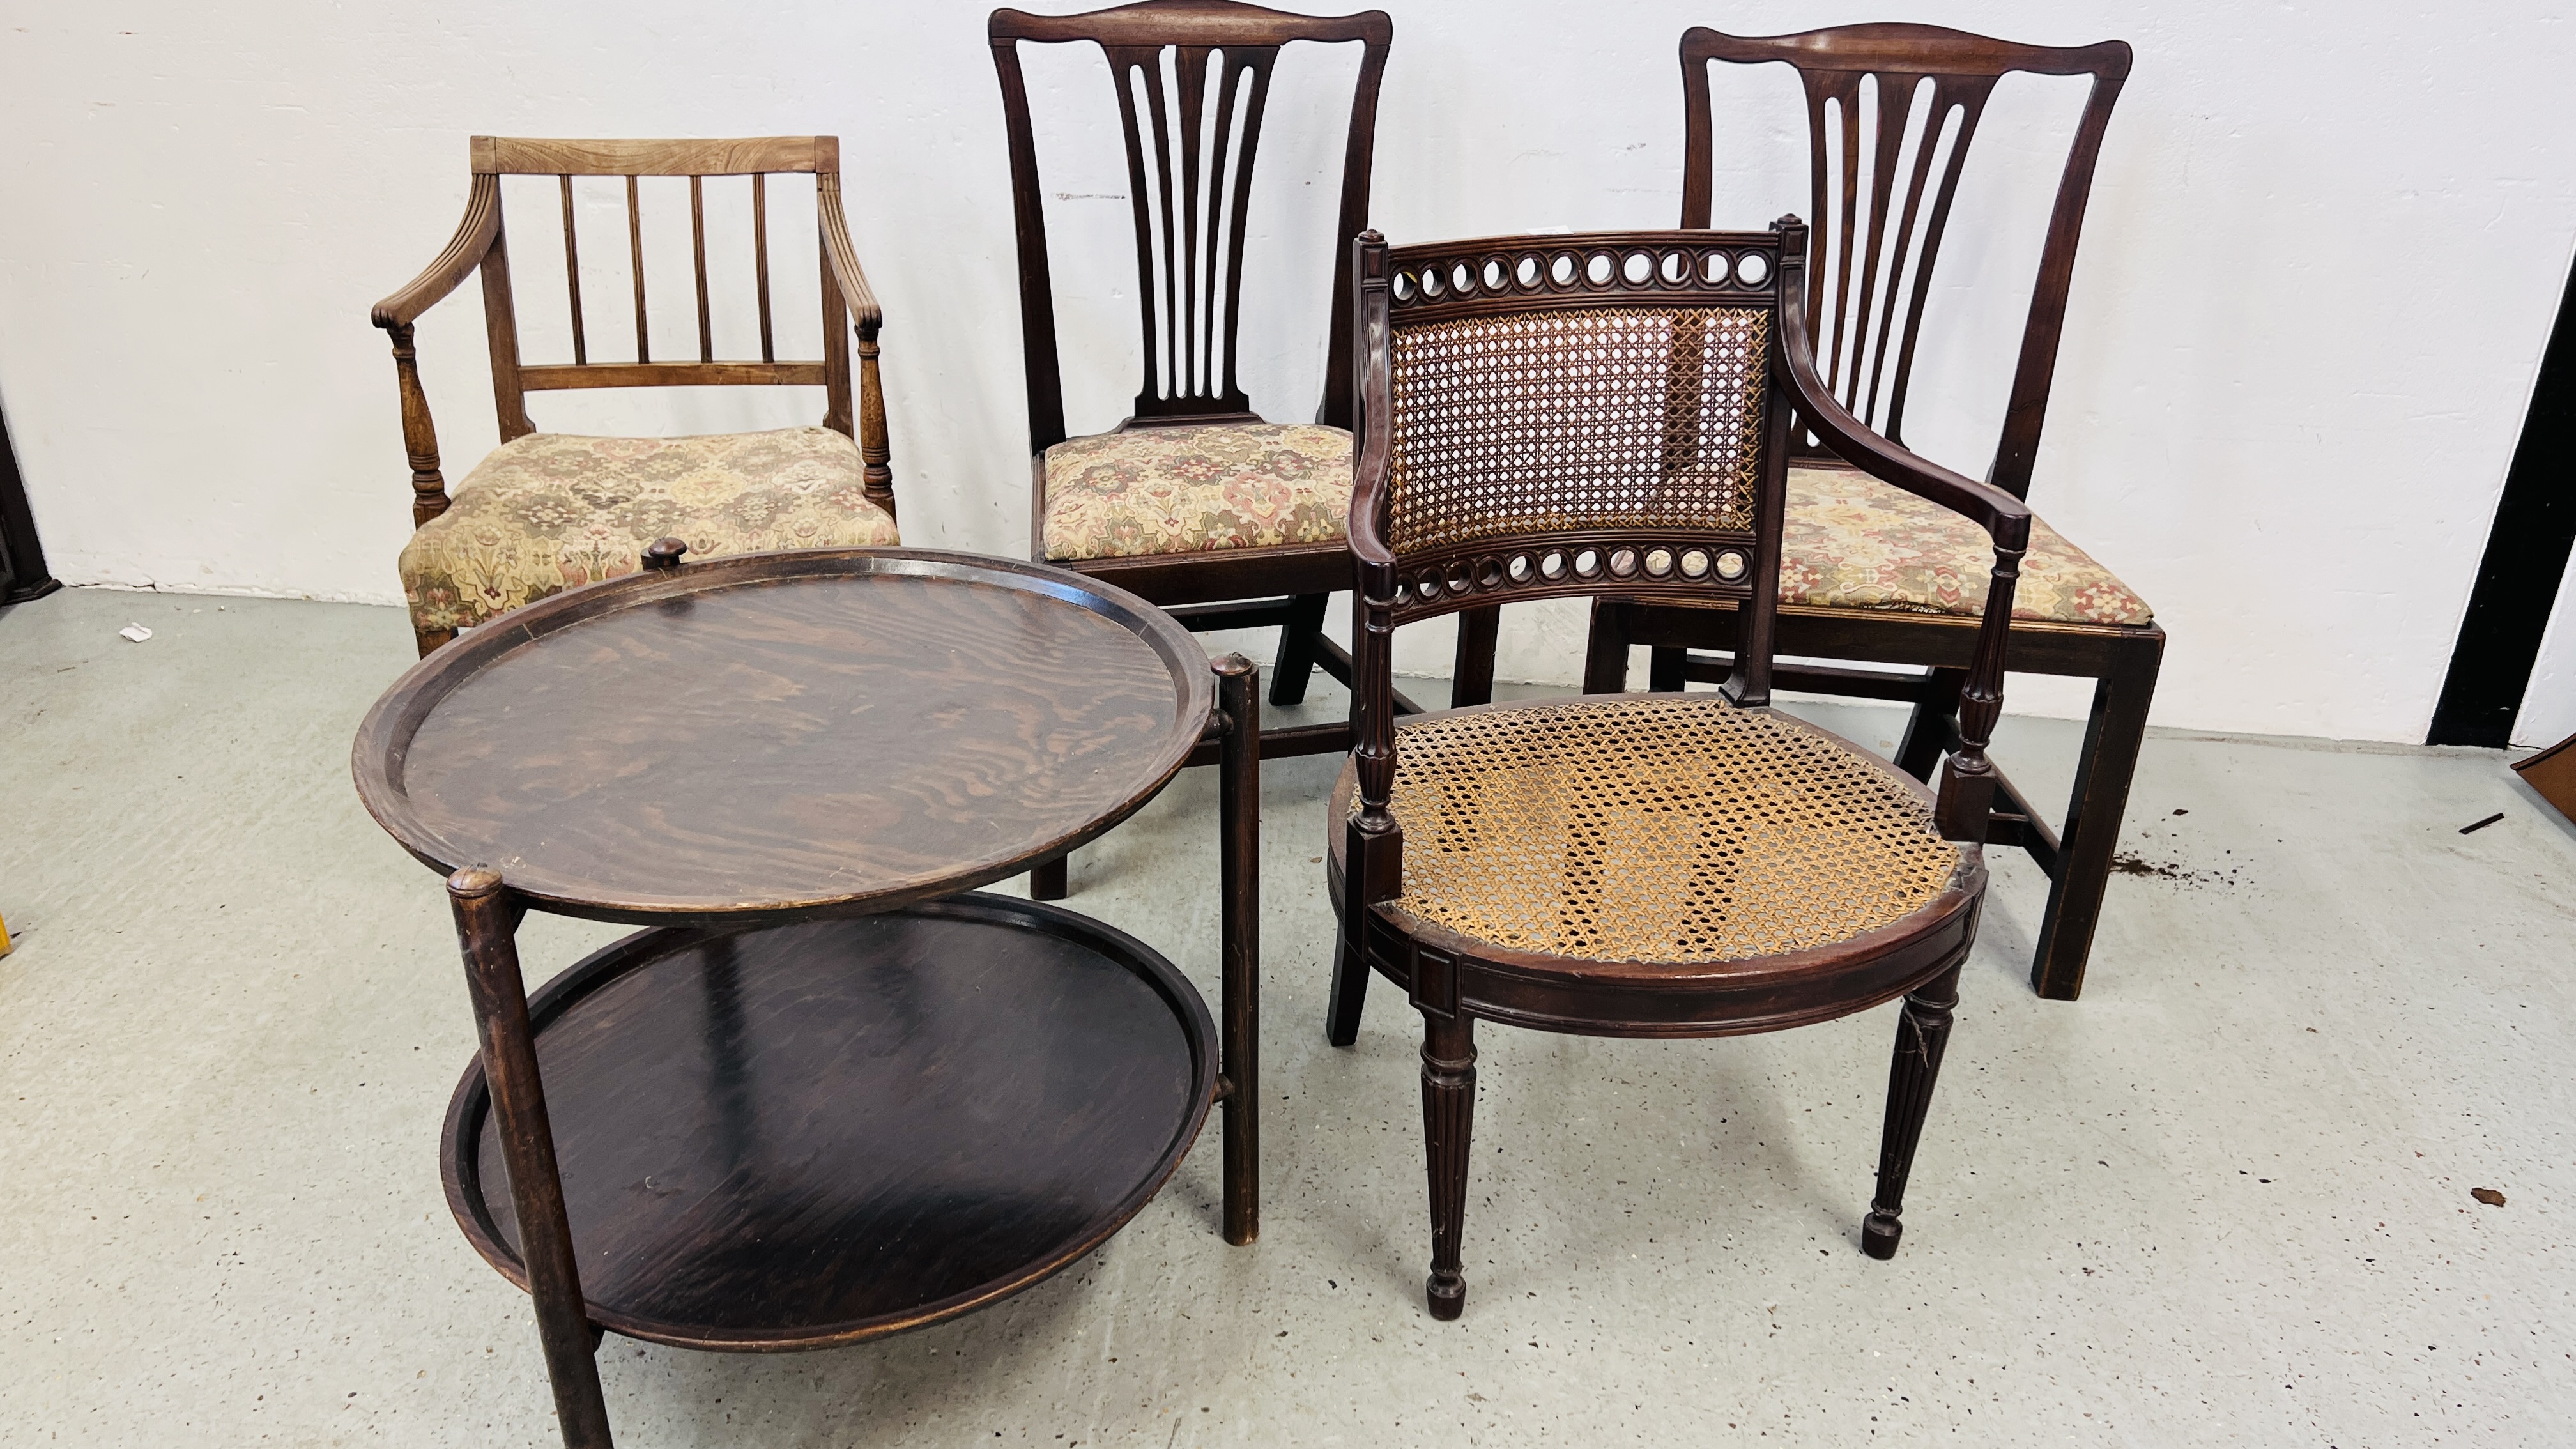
441, 894, 1216, 1352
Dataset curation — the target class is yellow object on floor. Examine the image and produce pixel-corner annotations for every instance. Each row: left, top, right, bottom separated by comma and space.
1, 910, 12, 956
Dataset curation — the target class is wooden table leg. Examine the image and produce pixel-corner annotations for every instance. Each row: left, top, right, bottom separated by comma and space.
1213, 654, 1262, 1246
449, 868, 615, 1448
1028, 855, 1070, 901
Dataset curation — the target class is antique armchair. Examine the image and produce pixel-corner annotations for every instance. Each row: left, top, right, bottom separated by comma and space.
1327, 223, 2030, 1318
990, 1, 1392, 898
1457, 26, 2154, 1000
371, 136, 897, 657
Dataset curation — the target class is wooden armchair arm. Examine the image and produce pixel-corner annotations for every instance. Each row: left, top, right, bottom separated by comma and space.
816, 176, 882, 332
1344, 231, 1399, 570
370, 174, 500, 330
819, 174, 894, 519
1775, 245, 2030, 841
369, 174, 501, 530
1777, 290, 2031, 553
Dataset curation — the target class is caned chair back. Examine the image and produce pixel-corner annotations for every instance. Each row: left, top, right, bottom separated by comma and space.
1680, 24, 2128, 496
1351, 223, 1807, 706
990, 1, 1393, 450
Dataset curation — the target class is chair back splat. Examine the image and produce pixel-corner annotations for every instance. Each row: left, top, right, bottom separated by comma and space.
1680, 24, 2129, 497
990, 1, 1393, 449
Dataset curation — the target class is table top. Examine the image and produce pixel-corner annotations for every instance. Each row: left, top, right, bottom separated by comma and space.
353, 549, 1214, 921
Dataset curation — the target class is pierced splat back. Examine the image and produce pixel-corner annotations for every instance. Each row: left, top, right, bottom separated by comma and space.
991, 1, 1393, 450
1680, 24, 2129, 498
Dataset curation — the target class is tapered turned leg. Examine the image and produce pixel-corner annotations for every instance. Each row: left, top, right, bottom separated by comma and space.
449, 868, 613, 1448
1029, 855, 1068, 901
1420, 1009, 1476, 1318
1864, 963, 1963, 1261
1269, 593, 1330, 707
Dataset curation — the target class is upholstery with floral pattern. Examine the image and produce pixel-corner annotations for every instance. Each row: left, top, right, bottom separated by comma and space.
399, 427, 899, 634
1039, 422, 1352, 563
1783, 463, 2151, 626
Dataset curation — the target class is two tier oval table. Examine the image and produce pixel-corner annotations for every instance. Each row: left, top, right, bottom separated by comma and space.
352, 546, 1261, 1448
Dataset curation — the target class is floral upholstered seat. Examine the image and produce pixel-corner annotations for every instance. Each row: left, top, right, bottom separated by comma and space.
1039, 422, 1352, 563
399, 427, 900, 634
1784, 463, 2151, 626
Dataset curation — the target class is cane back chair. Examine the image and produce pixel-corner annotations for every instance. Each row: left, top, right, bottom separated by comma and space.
1325, 222, 2031, 1318
990, 0, 1393, 896
371, 136, 898, 658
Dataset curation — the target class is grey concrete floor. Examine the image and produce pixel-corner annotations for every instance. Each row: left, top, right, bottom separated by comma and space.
3, 585, 2572, 1448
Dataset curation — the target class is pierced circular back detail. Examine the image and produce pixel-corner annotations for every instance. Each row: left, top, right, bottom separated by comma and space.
1383, 306, 1771, 555
1356, 696, 1960, 963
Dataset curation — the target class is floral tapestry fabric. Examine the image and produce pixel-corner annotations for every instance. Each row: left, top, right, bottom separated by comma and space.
399, 427, 899, 633
1783, 464, 2153, 626
1040, 422, 1352, 562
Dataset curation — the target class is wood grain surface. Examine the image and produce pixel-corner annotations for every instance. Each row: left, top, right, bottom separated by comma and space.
443, 898, 1215, 1350
356, 550, 1213, 920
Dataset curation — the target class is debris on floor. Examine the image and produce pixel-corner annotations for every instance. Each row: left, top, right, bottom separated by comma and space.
2472, 1188, 2506, 1207
2110, 852, 2243, 888
117, 623, 152, 642
2458, 813, 2505, 835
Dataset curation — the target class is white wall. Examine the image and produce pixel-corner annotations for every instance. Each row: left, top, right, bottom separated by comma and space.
2517, 553, 2576, 746
4, 1, 2573, 742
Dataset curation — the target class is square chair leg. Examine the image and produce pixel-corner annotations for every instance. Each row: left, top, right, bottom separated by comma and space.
2030, 632, 2163, 999
1268, 593, 1331, 708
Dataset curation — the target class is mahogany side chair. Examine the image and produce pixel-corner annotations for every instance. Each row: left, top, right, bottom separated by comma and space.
371, 136, 898, 658
1460, 26, 2155, 1000
990, 1, 1393, 899
1326, 222, 2030, 1318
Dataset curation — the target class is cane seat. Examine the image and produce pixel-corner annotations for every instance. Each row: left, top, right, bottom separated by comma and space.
1337, 695, 1962, 965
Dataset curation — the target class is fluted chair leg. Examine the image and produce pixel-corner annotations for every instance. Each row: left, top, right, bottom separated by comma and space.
1864, 962, 1963, 1260
1420, 1009, 1476, 1318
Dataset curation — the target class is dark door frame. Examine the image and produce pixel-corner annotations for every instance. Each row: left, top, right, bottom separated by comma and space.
2430, 247, 2576, 747
0, 397, 59, 606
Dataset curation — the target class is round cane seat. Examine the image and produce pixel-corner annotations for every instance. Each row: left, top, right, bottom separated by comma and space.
1337, 694, 1966, 969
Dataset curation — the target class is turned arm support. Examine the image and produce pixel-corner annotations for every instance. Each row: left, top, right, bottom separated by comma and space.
1340, 231, 1406, 907
1777, 257, 2030, 841
819, 176, 896, 521
370, 175, 502, 528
